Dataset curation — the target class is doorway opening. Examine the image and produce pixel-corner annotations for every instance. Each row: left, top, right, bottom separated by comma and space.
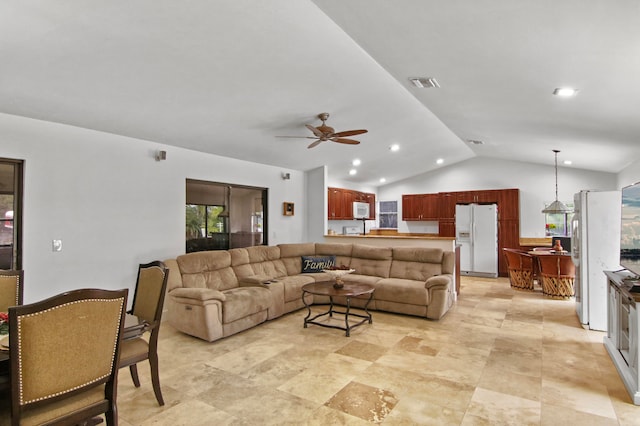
0, 158, 23, 269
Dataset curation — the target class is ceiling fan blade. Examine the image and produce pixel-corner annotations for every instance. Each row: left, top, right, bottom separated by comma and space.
275, 136, 318, 139
305, 124, 325, 138
332, 129, 368, 137
332, 138, 361, 145
307, 139, 323, 149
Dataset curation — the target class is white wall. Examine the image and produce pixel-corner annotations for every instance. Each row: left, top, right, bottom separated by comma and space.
618, 159, 640, 189
378, 157, 617, 237
1, 113, 305, 304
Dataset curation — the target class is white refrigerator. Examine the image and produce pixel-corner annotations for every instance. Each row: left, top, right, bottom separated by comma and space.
455, 204, 498, 277
571, 190, 621, 331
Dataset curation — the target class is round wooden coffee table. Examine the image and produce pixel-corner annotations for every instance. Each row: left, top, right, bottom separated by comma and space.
301, 281, 375, 337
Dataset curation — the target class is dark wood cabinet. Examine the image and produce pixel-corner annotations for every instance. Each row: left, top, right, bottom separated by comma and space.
328, 187, 375, 220
438, 220, 456, 238
438, 192, 456, 220
497, 219, 520, 276
402, 193, 439, 220
497, 189, 519, 220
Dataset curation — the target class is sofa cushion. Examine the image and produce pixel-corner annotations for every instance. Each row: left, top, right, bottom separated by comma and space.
232, 247, 287, 280
222, 286, 273, 323
301, 255, 336, 273
278, 243, 317, 276
349, 244, 392, 278
316, 243, 353, 268
374, 278, 429, 305
279, 275, 316, 302
177, 251, 238, 291
390, 248, 444, 281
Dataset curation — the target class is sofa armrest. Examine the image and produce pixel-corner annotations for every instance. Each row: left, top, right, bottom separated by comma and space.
425, 274, 452, 290
170, 287, 226, 302
238, 275, 276, 287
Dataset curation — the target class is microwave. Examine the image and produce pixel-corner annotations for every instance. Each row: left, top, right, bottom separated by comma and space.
353, 202, 370, 219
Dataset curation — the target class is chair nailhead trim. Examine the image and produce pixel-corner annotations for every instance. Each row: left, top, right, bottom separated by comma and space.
17, 296, 126, 405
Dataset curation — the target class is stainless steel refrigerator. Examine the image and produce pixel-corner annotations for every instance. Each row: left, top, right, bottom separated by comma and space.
571, 190, 621, 331
455, 204, 498, 277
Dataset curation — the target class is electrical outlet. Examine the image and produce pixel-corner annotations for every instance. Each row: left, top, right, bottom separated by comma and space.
52, 239, 62, 252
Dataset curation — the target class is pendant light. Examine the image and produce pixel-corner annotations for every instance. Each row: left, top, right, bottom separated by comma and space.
542, 149, 572, 214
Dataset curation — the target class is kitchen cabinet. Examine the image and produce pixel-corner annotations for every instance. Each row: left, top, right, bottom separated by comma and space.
402, 193, 439, 221
605, 270, 640, 405
438, 192, 456, 220
328, 187, 375, 220
438, 220, 456, 238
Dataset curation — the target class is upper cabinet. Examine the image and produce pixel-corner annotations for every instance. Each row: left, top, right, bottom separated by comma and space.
328, 187, 375, 220
402, 193, 439, 221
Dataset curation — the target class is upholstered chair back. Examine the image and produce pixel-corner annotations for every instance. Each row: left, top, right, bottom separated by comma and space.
131, 261, 168, 323
0, 269, 23, 312
9, 288, 127, 424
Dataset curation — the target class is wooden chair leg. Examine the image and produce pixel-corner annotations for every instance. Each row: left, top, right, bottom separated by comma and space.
129, 364, 141, 388
149, 353, 165, 406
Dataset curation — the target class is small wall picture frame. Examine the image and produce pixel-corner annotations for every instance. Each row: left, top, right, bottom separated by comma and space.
283, 202, 294, 216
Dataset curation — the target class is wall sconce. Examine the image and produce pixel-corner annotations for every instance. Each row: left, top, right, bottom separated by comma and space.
155, 150, 167, 161
281, 172, 291, 180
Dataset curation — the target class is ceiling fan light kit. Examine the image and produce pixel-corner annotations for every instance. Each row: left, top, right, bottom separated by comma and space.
277, 112, 368, 149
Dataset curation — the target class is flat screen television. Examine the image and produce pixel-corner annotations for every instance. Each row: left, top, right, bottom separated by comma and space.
620, 182, 640, 277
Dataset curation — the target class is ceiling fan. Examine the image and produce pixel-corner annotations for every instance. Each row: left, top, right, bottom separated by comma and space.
278, 113, 368, 149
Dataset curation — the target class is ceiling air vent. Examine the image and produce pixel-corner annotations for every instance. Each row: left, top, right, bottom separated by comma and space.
409, 77, 440, 88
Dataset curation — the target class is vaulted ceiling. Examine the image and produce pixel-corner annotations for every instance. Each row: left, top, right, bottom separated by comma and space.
1, 1, 639, 186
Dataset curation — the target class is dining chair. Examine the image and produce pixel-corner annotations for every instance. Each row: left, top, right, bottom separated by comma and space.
0, 270, 23, 394
538, 254, 576, 298
9, 287, 128, 426
119, 260, 169, 406
503, 248, 534, 291
0, 269, 23, 312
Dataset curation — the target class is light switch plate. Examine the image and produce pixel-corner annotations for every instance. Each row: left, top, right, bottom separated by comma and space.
52, 239, 62, 252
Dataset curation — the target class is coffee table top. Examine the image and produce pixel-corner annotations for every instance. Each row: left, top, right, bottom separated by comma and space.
302, 281, 375, 297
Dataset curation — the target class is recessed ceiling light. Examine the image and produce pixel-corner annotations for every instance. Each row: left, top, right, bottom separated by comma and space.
563, 160, 572, 165
379, 178, 386, 183
352, 159, 361, 166
466, 139, 484, 145
436, 158, 444, 165
553, 87, 579, 97
389, 144, 400, 152
409, 77, 440, 89
349, 169, 357, 176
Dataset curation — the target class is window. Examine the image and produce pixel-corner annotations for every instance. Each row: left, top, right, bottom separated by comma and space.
0, 159, 23, 269
185, 179, 267, 252
378, 200, 398, 228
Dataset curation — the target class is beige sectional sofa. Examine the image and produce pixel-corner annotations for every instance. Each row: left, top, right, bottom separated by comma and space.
164, 243, 455, 342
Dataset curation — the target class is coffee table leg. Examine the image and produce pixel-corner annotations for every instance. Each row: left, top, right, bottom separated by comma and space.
364, 292, 373, 324
329, 296, 334, 317
345, 296, 351, 337
302, 290, 311, 328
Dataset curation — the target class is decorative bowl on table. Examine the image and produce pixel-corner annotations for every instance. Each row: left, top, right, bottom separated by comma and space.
323, 268, 355, 289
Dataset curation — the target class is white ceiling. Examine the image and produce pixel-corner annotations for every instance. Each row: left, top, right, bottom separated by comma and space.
2, 1, 639, 186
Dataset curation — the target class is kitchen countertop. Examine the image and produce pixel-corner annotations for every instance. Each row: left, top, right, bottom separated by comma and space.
325, 234, 454, 241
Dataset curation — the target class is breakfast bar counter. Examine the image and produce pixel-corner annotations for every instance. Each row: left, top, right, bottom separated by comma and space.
323, 234, 456, 251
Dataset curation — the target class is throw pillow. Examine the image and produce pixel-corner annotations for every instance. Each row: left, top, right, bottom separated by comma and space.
301, 255, 336, 273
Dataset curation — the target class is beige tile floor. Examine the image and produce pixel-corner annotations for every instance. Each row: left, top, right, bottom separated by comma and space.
3, 276, 640, 424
